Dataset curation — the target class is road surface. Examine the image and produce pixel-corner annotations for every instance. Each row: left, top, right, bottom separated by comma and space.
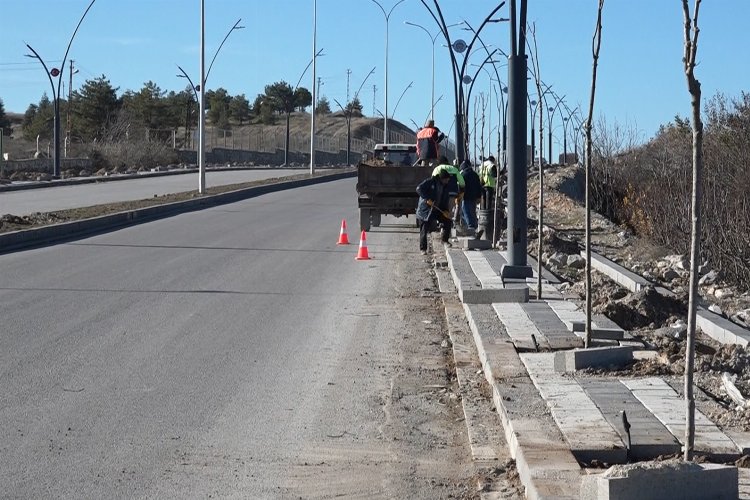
0, 177, 476, 498
0, 168, 312, 216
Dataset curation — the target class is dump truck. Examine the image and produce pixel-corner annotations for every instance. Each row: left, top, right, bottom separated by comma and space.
355, 143, 433, 231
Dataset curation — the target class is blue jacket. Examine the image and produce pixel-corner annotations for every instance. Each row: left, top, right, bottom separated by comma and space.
416, 176, 451, 222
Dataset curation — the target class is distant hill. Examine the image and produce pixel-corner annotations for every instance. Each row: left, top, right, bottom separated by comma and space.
0, 111, 420, 161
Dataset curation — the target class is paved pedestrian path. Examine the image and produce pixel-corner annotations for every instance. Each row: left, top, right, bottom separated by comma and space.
438, 242, 750, 499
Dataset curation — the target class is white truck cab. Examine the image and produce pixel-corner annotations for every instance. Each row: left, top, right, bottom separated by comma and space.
372, 143, 418, 166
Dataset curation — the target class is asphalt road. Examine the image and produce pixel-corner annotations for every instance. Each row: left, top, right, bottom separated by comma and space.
0, 177, 474, 498
0, 168, 311, 215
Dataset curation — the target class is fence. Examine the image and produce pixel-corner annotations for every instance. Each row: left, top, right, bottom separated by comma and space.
173, 125, 417, 156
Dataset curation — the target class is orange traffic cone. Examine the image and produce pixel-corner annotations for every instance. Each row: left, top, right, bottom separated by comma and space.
337, 219, 350, 245
355, 231, 371, 260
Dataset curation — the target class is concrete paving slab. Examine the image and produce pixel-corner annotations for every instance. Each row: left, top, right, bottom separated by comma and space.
521, 301, 584, 350
520, 353, 627, 464
622, 378, 741, 460
463, 303, 582, 499
546, 299, 587, 331
492, 303, 546, 348
446, 249, 529, 303
465, 251, 504, 289
577, 379, 681, 460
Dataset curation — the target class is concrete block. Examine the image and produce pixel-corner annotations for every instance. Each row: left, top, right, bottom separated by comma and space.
696, 307, 750, 347
580, 462, 738, 500
584, 251, 651, 293
554, 346, 634, 373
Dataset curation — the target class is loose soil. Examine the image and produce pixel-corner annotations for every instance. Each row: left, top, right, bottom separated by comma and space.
528, 164, 750, 440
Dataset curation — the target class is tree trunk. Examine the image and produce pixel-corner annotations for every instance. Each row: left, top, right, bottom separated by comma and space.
585, 0, 605, 349
682, 0, 703, 462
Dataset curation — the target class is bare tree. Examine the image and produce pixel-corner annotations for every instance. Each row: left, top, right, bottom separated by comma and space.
528, 22, 545, 300
584, 0, 605, 348
681, 0, 703, 462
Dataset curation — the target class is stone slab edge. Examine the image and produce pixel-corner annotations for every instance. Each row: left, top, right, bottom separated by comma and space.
696, 307, 750, 347
463, 303, 581, 499
583, 252, 750, 348
582, 249, 651, 292
0, 170, 356, 254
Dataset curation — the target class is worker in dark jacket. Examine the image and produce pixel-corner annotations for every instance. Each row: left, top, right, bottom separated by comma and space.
416, 119, 446, 166
415, 169, 453, 254
459, 160, 482, 234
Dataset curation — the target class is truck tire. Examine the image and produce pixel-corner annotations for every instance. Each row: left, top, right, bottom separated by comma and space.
371, 212, 381, 227
359, 209, 371, 232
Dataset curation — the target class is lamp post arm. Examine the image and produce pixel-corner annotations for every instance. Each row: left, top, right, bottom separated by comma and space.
422, 0, 460, 110
354, 66, 377, 102
393, 81, 413, 117
206, 18, 243, 82
25, 45, 56, 98
459, 2, 506, 85
295, 48, 324, 90
57, 0, 97, 100
466, 49, 498, 110
177, 65, 200, 102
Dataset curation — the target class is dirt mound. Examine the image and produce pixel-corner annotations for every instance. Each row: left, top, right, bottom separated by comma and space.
596, 286, 687, 330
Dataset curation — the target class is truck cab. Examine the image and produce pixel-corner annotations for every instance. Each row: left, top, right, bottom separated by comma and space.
372, 143, 417, 166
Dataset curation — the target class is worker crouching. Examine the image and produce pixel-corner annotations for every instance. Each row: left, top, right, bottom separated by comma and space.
416, 168, 454, 255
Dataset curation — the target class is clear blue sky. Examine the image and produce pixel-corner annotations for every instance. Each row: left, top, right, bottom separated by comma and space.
2, 0, 749, 150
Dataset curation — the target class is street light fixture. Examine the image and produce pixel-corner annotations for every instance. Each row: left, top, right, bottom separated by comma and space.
421, 1, 507, 162
178, 15, 244, 192
404, 21, 460, 123
25, 0, 97, 179
392, 81, 413, 119
544, 91, 565, 165
333, 66, 376, 165
370, 0, 407, 143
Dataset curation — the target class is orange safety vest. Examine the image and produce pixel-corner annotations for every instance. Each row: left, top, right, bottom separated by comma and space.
416, 127, 441, 160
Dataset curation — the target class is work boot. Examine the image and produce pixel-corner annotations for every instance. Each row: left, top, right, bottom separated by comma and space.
475, 229, 484, 240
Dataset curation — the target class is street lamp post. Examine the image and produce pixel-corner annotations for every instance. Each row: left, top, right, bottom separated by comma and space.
405, 21, 460, 123
194, 10, 244, 193
371, 0, 407, 144
310, 0, 318, 175
333, 66, 376, 165
545, 92, 564, 165
503, 0, 532, 278
288, 48, 325, 167
25, 0, 97, 179
561, 105, 579, 164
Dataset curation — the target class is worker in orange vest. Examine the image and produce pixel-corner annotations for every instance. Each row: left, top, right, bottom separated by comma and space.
416, 119, 446, 166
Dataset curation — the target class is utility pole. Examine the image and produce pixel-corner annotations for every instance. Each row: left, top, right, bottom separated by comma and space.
316, 76, 323, 108
346, 68, 352, 103
372, 85, 377, 117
